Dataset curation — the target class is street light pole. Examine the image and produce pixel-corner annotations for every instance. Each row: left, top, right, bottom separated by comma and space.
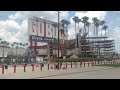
58, 11, 60, 70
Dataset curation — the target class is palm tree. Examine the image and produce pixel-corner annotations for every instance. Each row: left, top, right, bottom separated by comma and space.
16, 43, 19, 49
73, 16, 79, 37
65, 20, 70, 28
99, 20, 106, 37
0, 38, 2, 44
92, 17, 98, 37
86, 21, 91, 57
102, 25, 108, 57
23, 44, 25, 48
13, 42, 16, 48
1, 41, 8, 64
62, 20, 70, 56
26, 43, 28, 48
81, 16, 89, 60
86, 21, 91, 37
61, 19, 66, 36
102, 25, 108, 37
19, 42, 23, 48
77, 18, 81, 31
95, 20, 100, 37
92, 17, 100, 37
11, 44, 14, 48
82, 16, 89, 34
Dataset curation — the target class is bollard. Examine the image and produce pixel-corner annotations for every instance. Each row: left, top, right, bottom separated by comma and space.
1, 66, 4, 74
32, 64, 34, 71
66, 63, 67, 68
24, 65, 26, 72
91, 61, 93, 66
60, 64, 62, 69
95, 61, 96, 66
40, 64, 42, 71
50, 66, 53, 69
13, 65, 16, 73
101, 61, 102, 65
91, 61, 94, 66
92, 60, 94, 66
80, 62, 81, 67
48, 64, 49, 70
76, 62, 77, 68
88, 61, 89, 67
54, 64, 56, 69
71, 62, 72, 68
84, 61, 85, 67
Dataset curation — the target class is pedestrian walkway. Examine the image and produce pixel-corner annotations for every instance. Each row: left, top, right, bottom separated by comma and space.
0, 60, 119, 79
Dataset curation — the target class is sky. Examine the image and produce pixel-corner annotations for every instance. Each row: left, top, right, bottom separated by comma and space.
0, 11, 120, 53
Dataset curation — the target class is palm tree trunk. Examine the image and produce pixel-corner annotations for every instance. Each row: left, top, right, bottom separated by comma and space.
75, 22, 76, 37
101, 26, 102, 37
84, 23, 86, 34
78, 23, 79, 55
88, 26, 90, 59
75, 22, 77, 54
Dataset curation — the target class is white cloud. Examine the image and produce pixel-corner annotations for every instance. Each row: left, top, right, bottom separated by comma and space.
68, 27, 76, 40
8, 11, 69, 22
9, 11, 22, 20
0, 11, 69, 46
0, 20, 21, 30
112, 27, 120, 40
20, 19, 28, 34
0, 19, 29, 45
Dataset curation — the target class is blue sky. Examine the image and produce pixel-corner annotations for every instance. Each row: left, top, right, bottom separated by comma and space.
0, 11, 120, 53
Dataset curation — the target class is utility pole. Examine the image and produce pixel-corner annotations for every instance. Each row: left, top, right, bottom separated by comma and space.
58, 11, 60, 70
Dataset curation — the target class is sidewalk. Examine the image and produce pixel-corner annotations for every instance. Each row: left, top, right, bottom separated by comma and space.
0, 62, 115, 79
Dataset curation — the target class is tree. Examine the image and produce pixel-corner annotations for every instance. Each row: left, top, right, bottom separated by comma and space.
19, 42, 23, 48
77, 18, 81, 31
61, 19, 70, 56
99, 20, 106, 37
1, 41, 8, 64
102, 25, 108, 37
16, 43, 19, 49
26, 43, 28, 48
82, 16, 89, 34
81, 16, 89, 59
92, 17, 98, 36
23, 44, 25, 48
11, 44, 14, 48
73, 16, 79, 36
61, 19, 66, 35
0, 38, 2, 44
86, 21, 91, 37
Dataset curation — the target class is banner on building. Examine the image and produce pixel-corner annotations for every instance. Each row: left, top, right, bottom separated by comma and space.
28, 17, 68, 42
